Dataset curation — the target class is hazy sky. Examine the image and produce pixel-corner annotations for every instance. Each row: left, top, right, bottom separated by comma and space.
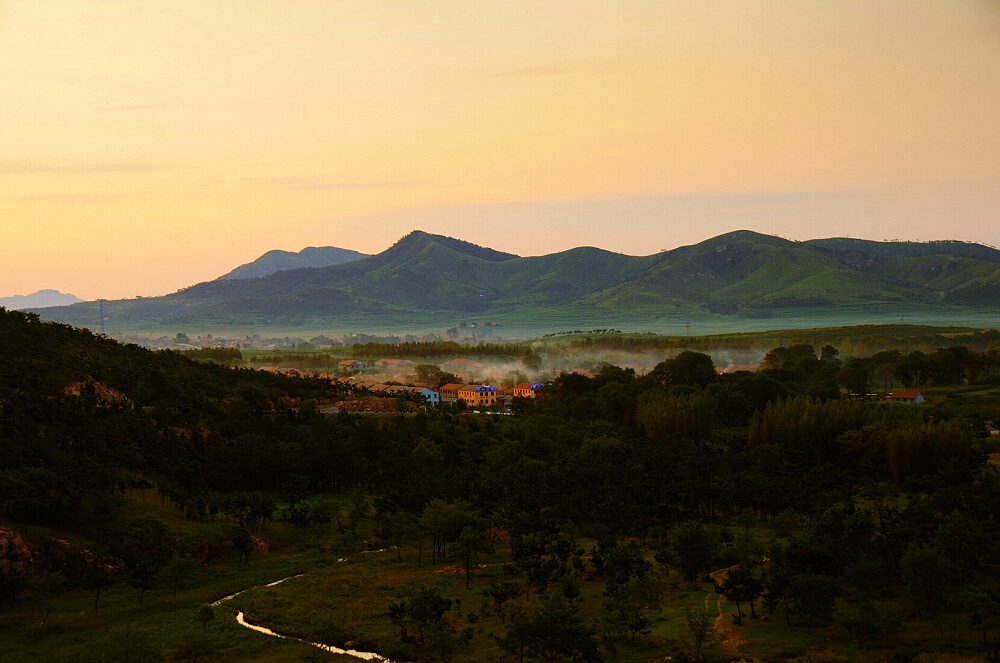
2, 1, 999, 300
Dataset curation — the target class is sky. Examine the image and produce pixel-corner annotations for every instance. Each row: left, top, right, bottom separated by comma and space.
1, 1, 999, 300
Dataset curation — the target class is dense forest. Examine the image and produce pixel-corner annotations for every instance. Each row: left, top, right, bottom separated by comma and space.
1, 307, 999, 662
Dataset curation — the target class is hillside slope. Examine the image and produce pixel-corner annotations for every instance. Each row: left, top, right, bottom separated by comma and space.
33, 230, 1000, 328
218, 246, 368, 280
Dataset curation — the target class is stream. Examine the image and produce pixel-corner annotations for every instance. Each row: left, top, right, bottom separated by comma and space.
235, 611, 389, 661
211, 549, 395, 662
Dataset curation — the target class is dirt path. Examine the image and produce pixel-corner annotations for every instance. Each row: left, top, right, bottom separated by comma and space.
706, 566, 747, 654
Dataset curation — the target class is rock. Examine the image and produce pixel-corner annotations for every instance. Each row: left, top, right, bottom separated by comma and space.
42, 537, 125, 575
63, 378, 131, 407
0, 527, 34, 572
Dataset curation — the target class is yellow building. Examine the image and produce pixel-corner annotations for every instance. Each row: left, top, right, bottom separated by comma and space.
457, 384, 498, 407
513, 382, 545, 398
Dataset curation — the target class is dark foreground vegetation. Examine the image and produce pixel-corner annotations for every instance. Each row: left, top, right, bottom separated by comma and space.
1, 307, 999, 662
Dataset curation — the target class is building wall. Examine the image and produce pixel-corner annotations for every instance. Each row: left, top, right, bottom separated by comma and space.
457, 388, 497, 407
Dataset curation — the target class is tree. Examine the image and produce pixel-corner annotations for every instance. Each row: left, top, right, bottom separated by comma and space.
560, 574, 581, 601
98, 625, 159, 663
164, 555, 195, 598
788, 574, 838, 629
837, 360, 870, 396
122, 515, 173, 604
527, 597, 599, 663
894, 351, 930, 388
959, 587, 1000, 663
511, 534, 559, 599
420, 499, 478, 566
382, 510, 417, 562
388, 586, 453, 645
843, 600, 903, 649
762, 543, 795, 627
128, 560, 158, 604
227, 526, 254, 566
456, 525, 494, 589
901, 545, 957, 616
684, 605, 718, 657
82, 564, 115, 614
716, 564, 762, 625
496, 609, 532, 663
413, 364, 459, 389
875, 362, 896, 393
674, 521, 720, 589
820, 345, 840, 363
522, 349, 543, 371
306, 498, 336, 549
652, 542, 675, 576
762, 344, 816, 370
486, 581, 523, 624
604, 577, 662, 640
175, 631, 215, 662
650, 351, 716, 387
197, 604, 215, 632
123, 515, 173, 567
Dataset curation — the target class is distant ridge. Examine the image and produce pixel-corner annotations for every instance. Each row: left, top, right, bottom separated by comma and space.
34, 229, 1000, 328
1, 289, 82, 310
218, 246, 368, 280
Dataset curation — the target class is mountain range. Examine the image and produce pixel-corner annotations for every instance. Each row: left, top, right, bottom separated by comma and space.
33, 230, 1000, 330
0, 289, 82, 310
217, 246, 368, 280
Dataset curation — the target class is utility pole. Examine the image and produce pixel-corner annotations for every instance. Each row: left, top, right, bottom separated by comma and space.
99, 299, 106, 335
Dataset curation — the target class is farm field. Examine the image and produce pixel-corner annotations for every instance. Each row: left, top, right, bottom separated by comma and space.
88, 305, 1000, 343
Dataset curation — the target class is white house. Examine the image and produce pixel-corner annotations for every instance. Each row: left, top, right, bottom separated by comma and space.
891, 390, 925, 404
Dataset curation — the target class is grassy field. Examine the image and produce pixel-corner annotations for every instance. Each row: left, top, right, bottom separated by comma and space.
230, 530, 992, 663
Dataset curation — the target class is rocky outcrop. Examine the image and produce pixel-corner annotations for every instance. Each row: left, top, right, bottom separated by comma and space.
63, 377, 132, 407
40, 537, 125, 576
0, 527, 33, 572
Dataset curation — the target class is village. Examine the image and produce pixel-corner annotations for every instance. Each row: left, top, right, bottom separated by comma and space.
250, 353, 946, 415
248, 356, 549, 413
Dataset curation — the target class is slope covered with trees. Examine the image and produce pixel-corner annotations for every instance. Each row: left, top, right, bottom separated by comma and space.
2, 308, 999, 662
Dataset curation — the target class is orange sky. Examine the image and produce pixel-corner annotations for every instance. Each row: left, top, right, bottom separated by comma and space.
2, 1, 999, 300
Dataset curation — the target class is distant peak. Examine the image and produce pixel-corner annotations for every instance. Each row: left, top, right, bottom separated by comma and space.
0, 289, 83, 309
390, 230, 519, 262
217, 245, 368, 281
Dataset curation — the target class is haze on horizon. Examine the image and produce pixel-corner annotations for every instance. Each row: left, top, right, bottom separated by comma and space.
2, 1, 999, 301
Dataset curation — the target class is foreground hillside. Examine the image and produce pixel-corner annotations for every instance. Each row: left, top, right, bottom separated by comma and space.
34, 230, 1000, 331
2, 307, 999, 662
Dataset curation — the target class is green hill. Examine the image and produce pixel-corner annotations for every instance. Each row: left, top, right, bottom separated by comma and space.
217, 246, 369, 280
34, 230, 1000, 330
